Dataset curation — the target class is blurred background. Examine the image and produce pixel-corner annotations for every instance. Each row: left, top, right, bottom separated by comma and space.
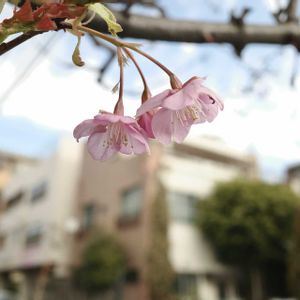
1, 0, 300, 299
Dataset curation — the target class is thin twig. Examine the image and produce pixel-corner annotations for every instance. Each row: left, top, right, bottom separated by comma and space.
0, 31, 43, 56
0, 21, 69, 56
286, 0, 298, 22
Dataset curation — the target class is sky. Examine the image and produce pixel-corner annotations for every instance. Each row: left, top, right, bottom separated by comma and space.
1, 0, 300, 181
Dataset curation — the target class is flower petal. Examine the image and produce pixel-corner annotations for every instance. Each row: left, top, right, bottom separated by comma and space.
94, 113, 137, 125
172, 112, 192, 143
137, 112, 155, 139
73, 119, 105, 141
118, 126, 149, 155
136, 89, 172, 117
197, 85, 224, 110
197, 94, 221, 122
126, 126, 150, 154
152, 108, 173, 145
162, 87, 195, 110
162, 77, 208, 110
182, 76, 205, 88
87, 132, 115, 161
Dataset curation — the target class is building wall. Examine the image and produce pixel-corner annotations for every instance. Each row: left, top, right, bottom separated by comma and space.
74, 144, 162, 300
159, 137, 256, 300
75, 137, 255, 300
0, 138, 83, 277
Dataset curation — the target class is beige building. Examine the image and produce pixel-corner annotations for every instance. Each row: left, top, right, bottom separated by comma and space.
287, 164, 300, 195
0, 134, 256, 300
0, 138, 83, 299
75, 136, 257, 300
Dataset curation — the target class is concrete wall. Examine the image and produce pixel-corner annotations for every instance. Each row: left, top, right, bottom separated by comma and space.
0, 138, 83, 277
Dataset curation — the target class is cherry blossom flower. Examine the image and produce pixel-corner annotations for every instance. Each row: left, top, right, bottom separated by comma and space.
137, 112, 155, 139
136, 77, 223, 144
74, 112, 150, 161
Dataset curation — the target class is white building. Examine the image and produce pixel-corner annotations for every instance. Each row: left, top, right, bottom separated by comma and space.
160, 137, 256, 300
0, 137, 83, 298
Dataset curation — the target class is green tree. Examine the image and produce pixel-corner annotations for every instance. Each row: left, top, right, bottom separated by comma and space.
146, 183, 175, 300
73, 232, 126, 294
196, 180, 299, 300
288, 207, 300, 299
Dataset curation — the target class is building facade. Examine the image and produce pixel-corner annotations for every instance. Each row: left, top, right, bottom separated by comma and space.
0, 138, 83, 299
75, 136, 257, 300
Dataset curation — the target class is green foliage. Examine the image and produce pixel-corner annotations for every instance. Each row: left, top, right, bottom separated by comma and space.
147, 183, 175, 300
288, 208, 300, 298
89, 3, 123, 35
73, 232, 126, 294
197, 180, 299, 266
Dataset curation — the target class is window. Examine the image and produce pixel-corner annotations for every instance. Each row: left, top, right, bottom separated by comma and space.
175, 274, 198, 300
119, 186, 143, 222
217, 280, 226, 300
125, 268, 139, 283
0, 234, 5, 249
82, 203, 95, 229
26, 224, 43, 247
31, 181, 47, 203
6, 190, 24, 210
168, 192, 198, 223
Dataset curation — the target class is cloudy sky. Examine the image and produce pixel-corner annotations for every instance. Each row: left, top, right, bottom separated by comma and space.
1, 0, 300, 181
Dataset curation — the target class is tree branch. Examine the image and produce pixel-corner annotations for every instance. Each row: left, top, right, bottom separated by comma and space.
88, 10, 300, 50
286, 0, 298, 22
0, 31, 43, 56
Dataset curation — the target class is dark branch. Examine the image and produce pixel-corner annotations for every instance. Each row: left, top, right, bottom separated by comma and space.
0, 22, 70, 56
88, 11, 300, 49
286, 0, 298, 22
0, 31, 43, 56
273, 0, 298, 23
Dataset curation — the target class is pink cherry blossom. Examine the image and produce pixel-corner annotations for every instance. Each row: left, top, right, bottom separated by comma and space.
137, 112, 155, 139
73, 112, 150, 160
136, 77, 223, 144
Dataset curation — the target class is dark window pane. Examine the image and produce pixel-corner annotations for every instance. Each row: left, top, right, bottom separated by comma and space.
83, 203, 95, 229
119, 186, 143, 222
168, 192, 198, 223
0, 234, 5, 249
6, 191, 24, 210
175, 274, 198, 299
31, 182, 47, 203
26, 224, 43, 247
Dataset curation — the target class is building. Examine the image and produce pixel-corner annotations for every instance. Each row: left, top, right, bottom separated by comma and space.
0, 138, 83, 299
287, 164, 300, 195
75, 136, 257, 300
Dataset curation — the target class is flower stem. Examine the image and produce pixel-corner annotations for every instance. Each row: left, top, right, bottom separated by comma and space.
114, 47, 124, 115
123, 48, 151, 102
125, 44, 173, 77
124, 43, 183, 89
77, 24, 125, 47
77, 25, 182, 88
